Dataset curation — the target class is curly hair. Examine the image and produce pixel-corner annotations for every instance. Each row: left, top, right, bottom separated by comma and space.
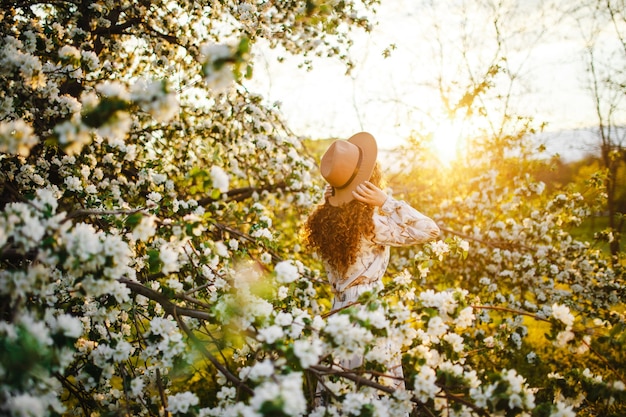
303, 163, 383, 278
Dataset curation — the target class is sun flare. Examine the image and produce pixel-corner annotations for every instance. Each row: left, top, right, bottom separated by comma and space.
431, 120, 465, 166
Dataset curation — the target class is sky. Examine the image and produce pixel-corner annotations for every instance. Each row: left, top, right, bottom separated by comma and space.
247, 0, 624, 163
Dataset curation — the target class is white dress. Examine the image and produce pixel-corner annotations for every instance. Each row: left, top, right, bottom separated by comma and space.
324, 196, 440, 389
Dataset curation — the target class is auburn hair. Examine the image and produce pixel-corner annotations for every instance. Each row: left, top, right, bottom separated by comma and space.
303, 163, 383, 278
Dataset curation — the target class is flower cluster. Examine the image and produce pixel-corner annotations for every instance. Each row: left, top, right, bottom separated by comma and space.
1, 1, 625, 416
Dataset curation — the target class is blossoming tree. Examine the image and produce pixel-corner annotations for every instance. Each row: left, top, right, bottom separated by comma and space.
0, 1, 625, 417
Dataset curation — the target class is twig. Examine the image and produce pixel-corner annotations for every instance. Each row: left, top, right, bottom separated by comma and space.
470, 304, 549, 322
175, 310, 253, 396
440, 226, 533, 251
64, 207, 147, 222
156, 368, 169, 417
118, 278, 252, 395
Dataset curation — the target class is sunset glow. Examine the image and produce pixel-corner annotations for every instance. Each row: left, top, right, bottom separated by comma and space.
431, 120, 464, 166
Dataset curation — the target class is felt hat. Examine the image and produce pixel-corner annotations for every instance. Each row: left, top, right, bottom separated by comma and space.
320, 132, 378, 206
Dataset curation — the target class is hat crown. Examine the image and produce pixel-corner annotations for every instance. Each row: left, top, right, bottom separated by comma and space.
320, 141, 362, 189
319, 132, 378, 206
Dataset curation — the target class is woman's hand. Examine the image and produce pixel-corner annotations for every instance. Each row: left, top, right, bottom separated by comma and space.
352, 181, 388, 207
324, 185, 334, 201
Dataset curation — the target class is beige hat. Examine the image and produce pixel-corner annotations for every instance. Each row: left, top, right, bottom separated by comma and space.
320, 132, 378, 206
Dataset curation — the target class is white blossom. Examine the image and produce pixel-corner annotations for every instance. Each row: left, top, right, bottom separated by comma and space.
132, 215, 157, 241
0, 119, 39, 156
159, 243, 181, 274
49, 313, 83, 338
549, 401, 576, 417
430, 240, 450, 260
58, 45, 80, 60
5, 394, 46, 417
293, 338, 323, 368
168, 392, 199, 414
414, 365, 440, 403
257, 325, 284, 344
210, 165, 230, 192
274, 260, 299, 283
551, 303, 574, 328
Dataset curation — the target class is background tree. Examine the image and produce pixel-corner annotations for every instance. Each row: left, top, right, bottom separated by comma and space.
1, 1, 625, 417
576, 0, 626, 257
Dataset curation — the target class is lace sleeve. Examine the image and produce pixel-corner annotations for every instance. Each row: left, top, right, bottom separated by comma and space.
372, 196, 440, 246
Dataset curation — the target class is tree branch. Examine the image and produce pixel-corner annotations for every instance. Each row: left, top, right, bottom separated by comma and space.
198, 181, 288, 206
118, 278, 253, 395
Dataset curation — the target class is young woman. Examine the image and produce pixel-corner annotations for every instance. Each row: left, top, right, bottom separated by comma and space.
303, 132, 440, 396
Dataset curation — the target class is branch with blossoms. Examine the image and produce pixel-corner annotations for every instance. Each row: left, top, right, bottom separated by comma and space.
198, 181, 288, 206
440, 225, 533, 251
118, 278, 252, 394
309, 364, 491, 417
63, 207, 148, 221
471, 303, 626, 384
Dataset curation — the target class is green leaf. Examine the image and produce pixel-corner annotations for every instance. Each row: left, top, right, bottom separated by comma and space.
147, 249, 162, 274
126, 212, 143, 227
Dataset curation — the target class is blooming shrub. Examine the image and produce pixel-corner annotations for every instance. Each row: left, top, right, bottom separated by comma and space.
0, 1, 625, 417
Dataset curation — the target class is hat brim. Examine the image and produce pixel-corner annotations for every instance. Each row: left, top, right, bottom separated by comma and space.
327, 132, 378, 206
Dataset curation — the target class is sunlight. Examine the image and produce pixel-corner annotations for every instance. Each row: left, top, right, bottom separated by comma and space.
431, 120, 465, 166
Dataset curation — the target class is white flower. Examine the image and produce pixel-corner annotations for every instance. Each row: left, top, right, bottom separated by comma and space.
260, 252, 272, 264
549, 401, 576, 417
275, 311, 293, 326
20, 314, 52, 347
241, 359, 275, 382
132, 215, 157, 241
443, 333, 464, 352
200, 43, 236, 92
419, 289, 459, 317
508, 393, 523, 409
147, 191, 162, 203
342, 392, 369, 415
248, 373, 306, 416
274, 260, 299, 283
554, 330, 574, 348
277, 286, 289, 300
251, 227, 273, 240
210, 165, 229, 192
430, 240, 450, 260
393, 269, 412, 286
130, 78, 179, 123
96, 80, 130, 99
166, 278, 184, 292
112, 340, 134, 362
414, 365, 440, 403
160, 244, 180, 275
502, 369, 525, 394
6, 393, 45, 417
81, 50, 99, 69
258, 325, 283, 344
54, 119, 92, 155
357, 308, 388, 330
293, 338, 323, 368
214, 241, 229, 258
64, 175, 82, 192
551, 303, 574, 328
454, 307, 475, 329
168, 391, 199, 414
0, 119, 39, 157
426, 316, 448, 343
58, 45, 81, 60
51, 313, 83, 338
130, 378, 144, 397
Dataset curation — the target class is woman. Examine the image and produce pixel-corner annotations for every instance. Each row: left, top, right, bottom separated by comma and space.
303, 132, 440, 396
